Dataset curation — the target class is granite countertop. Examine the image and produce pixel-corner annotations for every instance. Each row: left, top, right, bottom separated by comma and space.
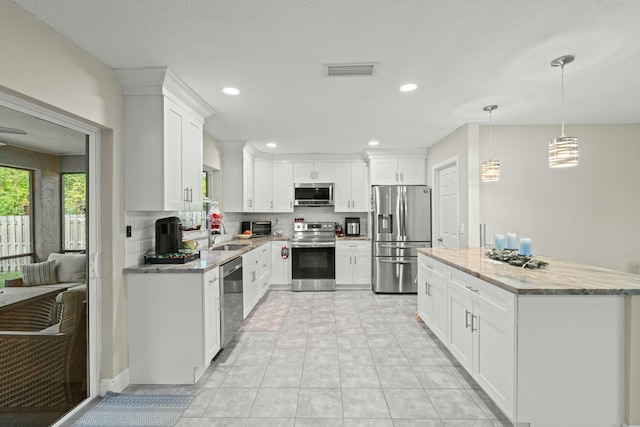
417, 247, 640, 295
124, 237, 274, 274
337, 236, 371, 241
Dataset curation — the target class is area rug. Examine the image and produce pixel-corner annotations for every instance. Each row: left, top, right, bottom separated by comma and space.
73, 392, 193, 426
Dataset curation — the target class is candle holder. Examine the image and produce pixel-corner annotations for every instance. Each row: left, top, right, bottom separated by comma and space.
519, 238, 532, 256
485, 248, 548, 269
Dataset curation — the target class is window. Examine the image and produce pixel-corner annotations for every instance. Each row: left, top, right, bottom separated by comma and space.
203, 169, 213, 201
62, 173, 86, 252
0, 166, 33, 285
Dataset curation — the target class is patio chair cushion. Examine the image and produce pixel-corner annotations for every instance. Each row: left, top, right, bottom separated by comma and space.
59, 288, 86, 333
20, 259, 58, 286
47, 253, 86, 284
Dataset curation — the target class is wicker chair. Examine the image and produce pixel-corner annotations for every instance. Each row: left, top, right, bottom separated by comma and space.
0, 291, 87, 410
0, 293, 58, 331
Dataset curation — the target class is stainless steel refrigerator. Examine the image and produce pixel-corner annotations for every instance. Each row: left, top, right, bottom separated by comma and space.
372, 185, 431, 293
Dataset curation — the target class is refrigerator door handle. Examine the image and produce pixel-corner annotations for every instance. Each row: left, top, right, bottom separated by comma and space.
400, 187, 406, 237
378, 243, 429, 248
378, 259, 418, 264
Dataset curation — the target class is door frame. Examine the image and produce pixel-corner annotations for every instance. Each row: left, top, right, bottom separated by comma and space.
431, 155, 459, 248
0, 92, 101, 416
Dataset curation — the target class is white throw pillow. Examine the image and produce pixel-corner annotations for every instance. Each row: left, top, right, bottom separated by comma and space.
47, 253, 86, 284
21, 259, 58, 286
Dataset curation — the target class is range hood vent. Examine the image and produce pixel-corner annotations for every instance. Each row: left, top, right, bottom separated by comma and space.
324, 62, 378, 77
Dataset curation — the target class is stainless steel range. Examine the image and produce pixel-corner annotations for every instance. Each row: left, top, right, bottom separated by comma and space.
291, 221, 336, 291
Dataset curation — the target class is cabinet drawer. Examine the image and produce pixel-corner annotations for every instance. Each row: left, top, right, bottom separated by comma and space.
450, 270, 515, 323
336, 241, 371, 250
204, 268, 219, 290
418, 255, 448, 282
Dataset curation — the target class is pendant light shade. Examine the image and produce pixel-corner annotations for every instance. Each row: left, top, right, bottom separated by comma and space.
549, 136, 578, 168
481, 104, 500, 182
549, 55, 578, 168
481, 159, 501, 182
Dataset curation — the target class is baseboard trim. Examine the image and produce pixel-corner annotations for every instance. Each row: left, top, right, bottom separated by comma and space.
269, 284, 292, 291
335, 283, 370, 291
99, 368, 130, 396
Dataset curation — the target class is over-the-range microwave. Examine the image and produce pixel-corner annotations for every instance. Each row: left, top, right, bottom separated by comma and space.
294, 183, 334, 207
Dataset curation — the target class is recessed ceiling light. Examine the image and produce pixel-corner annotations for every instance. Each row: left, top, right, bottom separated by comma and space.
266, 142, 277, 148
222, 87, 240, 95
368, 140, 379, 146
399, 83, 417, 92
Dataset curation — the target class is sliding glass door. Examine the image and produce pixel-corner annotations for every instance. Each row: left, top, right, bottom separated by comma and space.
0, 95, 99, 426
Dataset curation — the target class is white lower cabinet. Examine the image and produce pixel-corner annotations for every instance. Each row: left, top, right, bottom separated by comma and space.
242, 244, 271, 318
204, 268, 221, 363
418, 253, 515, 420
271, 241, 292, 285
417, 256, 448, 344
336, 241, 371, 286
447, 271, 516, 420
127, 267, 221, 384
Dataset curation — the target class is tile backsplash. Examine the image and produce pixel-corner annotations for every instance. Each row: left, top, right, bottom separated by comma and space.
125, 208, 369, 267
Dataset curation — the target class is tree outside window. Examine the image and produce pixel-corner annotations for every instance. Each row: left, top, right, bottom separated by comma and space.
62, 173, 86, 251
0, 166, 33, 285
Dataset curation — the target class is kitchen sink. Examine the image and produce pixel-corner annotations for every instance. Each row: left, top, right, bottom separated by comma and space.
210, 244, 249, 251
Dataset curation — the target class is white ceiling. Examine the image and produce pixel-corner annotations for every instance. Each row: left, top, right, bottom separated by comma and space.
0, 105, 86, 156
10, 0, 640, 155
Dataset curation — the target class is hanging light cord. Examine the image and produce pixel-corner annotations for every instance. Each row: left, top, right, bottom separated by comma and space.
560, 63, 566, 138
489, 108, 493, 159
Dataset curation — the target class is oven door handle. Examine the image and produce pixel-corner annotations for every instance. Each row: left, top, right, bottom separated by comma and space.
291, 242, 336, 248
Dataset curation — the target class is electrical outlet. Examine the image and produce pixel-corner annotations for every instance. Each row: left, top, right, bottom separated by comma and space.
460, 223, 465, 234
126, 225, 132, 237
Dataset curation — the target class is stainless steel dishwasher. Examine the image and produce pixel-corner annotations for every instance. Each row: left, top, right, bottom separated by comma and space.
220, 257, 243, 348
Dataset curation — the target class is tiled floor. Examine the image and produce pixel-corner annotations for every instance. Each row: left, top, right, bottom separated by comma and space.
124, 290, 514, 426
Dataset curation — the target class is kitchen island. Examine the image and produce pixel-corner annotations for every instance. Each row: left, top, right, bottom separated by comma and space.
417, 247, 640, 427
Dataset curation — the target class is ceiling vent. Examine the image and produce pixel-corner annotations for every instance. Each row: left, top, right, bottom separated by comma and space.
324, 62, 378, 77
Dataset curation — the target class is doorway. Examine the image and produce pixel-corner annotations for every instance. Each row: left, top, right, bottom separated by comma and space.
432, 158, 459, 248
0, 93, 100, 426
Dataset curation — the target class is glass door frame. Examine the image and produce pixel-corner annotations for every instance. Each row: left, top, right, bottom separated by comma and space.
0, 92, 101, 420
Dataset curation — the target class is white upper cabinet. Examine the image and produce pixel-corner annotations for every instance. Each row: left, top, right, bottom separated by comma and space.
116, 67, 215, 211
222, 147, 294, 213
369, 157, 426, 186
272, 162, 294, 212
243, 153, 255, 212
220, 147, 244, 212
253, 158, 273, 212
334, 162, 369, 212
294, 162, 334, 183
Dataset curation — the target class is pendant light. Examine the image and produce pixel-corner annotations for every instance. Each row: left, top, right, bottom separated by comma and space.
549, 55, 578, 168
481, 104, 500, 182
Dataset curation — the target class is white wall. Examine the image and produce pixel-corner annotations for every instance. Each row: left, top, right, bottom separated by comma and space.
479, 124, 640, 274
426, 124, 480, 248
0, 1, 127, 382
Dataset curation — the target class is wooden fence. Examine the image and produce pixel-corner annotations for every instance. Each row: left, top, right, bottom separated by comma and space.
0, 215, 86, 273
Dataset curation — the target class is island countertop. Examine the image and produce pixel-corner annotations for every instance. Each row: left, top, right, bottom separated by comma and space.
417, 247, 640, 295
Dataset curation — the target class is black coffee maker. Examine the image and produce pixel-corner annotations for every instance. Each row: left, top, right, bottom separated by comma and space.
155, 216, 182, 254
